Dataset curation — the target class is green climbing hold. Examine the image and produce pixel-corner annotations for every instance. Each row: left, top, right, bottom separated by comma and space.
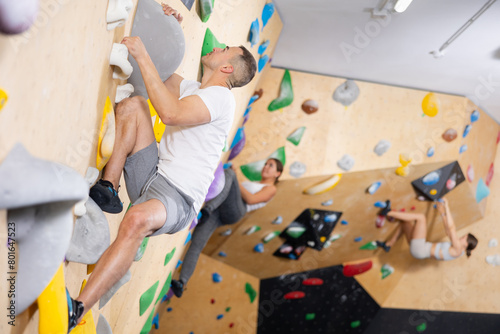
139, 280, 159, 316
351, 320, 361, 328
268, 70, 294, 111
155, 272, 172, 305
287, 127, 306, 146
140, 309, 155, 334
201, 28, 226, 58
200, 0, 215, 22
286, 227, 306, 239
417, 322, 427, 332
269, 146, 286, 166
305, 313, 315, 320
381, 264, 394, 279
241, 147, 286, 181
164, 247, 176, 266
360, 241, 377, 250
135, 237, 150, 262
245, 282, 257, 303
225, 307, 231, 312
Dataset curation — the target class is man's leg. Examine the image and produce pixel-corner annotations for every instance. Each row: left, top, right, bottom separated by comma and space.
90, 96, 155, 213
103, 96, 155, 189
76, 199, 166, 319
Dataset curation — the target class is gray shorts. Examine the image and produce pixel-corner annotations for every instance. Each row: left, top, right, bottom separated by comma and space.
123, 141, 196, 235
410, 238, 432, 260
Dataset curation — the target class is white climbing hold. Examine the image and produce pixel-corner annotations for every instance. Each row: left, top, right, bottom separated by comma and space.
374, 140, 391, 156
486, 254, 500, 266
115, 83, 134, 103
489, 239, 498, 248
337, 154, 354, 171
106, 0, 133, 30
110, 43, 133, 80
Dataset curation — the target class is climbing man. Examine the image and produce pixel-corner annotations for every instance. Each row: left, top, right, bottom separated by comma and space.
67, 4, 256, 330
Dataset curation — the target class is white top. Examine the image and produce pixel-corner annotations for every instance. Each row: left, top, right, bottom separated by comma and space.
242, 181, 270, 212
157, 80, 235, 212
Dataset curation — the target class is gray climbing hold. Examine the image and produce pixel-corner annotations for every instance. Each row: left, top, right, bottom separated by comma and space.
66, 198, 110, 264
337, 154, 355, 171
290, 161, 306, 178
96, 314, 113, 334
374, 140, 391, 156
128, 0, 185, 99
333, 80, 360, 107
0, 143, 88, 315
99, 270, 131, 309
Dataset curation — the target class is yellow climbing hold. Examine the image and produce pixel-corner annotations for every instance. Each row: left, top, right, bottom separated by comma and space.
96, 97, 115, 171
422, 92, 440, 117
430, 189, 437, 195
38, 264, 68, 334
148, 99, 166, 143
395, 154, 412, 177
0, 88, 8, 112
87, 264, 96, 275
70, 280, 96, 334
303, 174, 342, 195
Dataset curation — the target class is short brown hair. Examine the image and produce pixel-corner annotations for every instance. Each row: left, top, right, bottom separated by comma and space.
228, 46, 256, 88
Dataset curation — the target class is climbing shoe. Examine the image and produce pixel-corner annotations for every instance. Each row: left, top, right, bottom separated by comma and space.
170, 279, 184, 298
379, 199, 391, 217
376, 240, 391, 253
89, 179, 123, 213
66, 289, 84, 333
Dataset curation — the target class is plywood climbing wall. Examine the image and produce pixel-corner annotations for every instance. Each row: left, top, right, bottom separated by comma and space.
0, 0, 282, 333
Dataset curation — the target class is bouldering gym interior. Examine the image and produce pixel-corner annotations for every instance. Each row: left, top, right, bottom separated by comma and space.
2, 0, 500, 333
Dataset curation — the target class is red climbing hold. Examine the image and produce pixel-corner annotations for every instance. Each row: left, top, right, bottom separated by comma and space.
211, 298, 215, 304
486, 163, 494, 186
411, 206, 416, 211
229, 323, 234, 328
302, 278, 324, 286
284, 291, 305, 300
343, 260, 373, 277
400, 208, 406, 212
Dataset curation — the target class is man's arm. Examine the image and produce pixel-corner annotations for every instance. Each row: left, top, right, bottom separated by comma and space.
122, 36, 211, 126
163, 73, 184, 98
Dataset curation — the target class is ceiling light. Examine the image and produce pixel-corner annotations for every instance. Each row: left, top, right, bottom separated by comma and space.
394, 0, 413, 13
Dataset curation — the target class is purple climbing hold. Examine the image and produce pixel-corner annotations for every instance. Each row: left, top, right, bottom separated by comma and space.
205, 162, 225, 201
228, 132, 246, 161
212, 273, 223, 283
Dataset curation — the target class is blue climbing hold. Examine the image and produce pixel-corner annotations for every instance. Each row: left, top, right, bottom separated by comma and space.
374, 201, 387, 208
249, 19, 259, 47
341, 220, 348, 225
322, 199, 333, 206
176, 260, 182, 269
218, 251, 227, 257
212, 273, 223, 283
422, 171, 440, 186
258, 55, 269, 73
244, 106, 251, 117
197, 211, 202, 219
153, 313, 159, 329
258, 40, 270, 55
471, 109, 480, 123
217, 314, 224, 320
463, 124, 472, 138
354, 237, 362, 242
368, 181, 382, 195
184, 231, 192, 245
254, 243, 264, 253
261, 3, 274, 29
247, 94, 259, 106
223, 162, 233, 169
167, 307, 172, 312
459, 145, 468, 154
230, 127, 244, 149
476, 178, 490, 203
272, 216, 283, 224
427, 147, 435, 157
161, 295, 168, 303
324, 214, 338, 223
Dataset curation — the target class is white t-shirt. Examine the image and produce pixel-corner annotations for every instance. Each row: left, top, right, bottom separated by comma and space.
242, 181, 270, 212
157, 79, 235, 212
